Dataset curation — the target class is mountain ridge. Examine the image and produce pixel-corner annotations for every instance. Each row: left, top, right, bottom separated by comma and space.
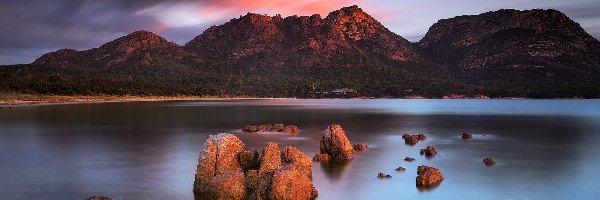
2, 5, 599, 98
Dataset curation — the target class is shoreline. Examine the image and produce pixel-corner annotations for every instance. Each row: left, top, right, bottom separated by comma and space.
0, 93, 591, 107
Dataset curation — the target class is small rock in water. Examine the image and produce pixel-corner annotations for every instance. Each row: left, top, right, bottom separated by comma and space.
404, 157, 415, 162
272, 124, 285, 132
283, 125, 299, 134
416, 165, 444, 187
483, 157, 496, 166
419, 146, 437, 157
258, 124, 273, 132
377, 172, 392, 178
352, 144, 369, 151
312, 153, 331, 162
417, 133, 427, 140
85, 196, 112, 200
395, 167, 406, 172
462, 132, 473, 139
402, 133, 411, 140
242, 125, 259, 132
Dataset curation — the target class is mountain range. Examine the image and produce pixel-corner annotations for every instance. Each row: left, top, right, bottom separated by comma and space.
1, 5, 599, 98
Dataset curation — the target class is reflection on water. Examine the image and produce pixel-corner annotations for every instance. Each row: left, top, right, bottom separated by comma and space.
0, 100, 599, 199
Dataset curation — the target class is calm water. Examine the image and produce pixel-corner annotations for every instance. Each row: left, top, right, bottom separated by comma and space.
1, 99, 600, 200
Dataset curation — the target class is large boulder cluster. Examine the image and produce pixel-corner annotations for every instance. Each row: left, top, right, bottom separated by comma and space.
194, 133, 317, 200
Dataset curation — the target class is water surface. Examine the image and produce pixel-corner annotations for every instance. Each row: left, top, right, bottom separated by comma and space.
0, 99, 599, 199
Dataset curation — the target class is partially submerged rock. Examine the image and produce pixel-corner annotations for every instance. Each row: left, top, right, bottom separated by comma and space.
283, 125, 300, 134
377, 172, 392, 178
416, 165, 444, 187
404, 157, 416, 162
395, 167, 406, 172
258, 124, 273, 132
420, 146, 437, 157
353, 144, 369, 151
85, 196, 112, 200
312, 153, 331, 161
273, 123, 285, 132
195, 133, 318, 199
317, 124, 355, 160
462, 132, 473, 139
242, 125, 259, 132
483, 157, 496, 166
417, 133, 428, 140
403, 133, 427, 145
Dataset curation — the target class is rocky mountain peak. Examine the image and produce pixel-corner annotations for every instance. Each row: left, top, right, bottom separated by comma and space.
98, 30, 175, 54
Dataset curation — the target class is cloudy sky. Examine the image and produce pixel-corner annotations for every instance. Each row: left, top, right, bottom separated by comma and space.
1, 0, 599, 64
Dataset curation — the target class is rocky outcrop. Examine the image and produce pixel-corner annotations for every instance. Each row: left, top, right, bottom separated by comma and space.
243, 125, 259, 132
194, 133, 317, 200
194, 133, 246, 200
420, 146, 438, 157
316, 124, 355, 160
273, 124, 285, 132
483, 157, 496, 166
259, 124, 273, 132
462, 132, 473, 139
416, 165, 444, 187
312, 153, 331, 161
352, 144, 369, 151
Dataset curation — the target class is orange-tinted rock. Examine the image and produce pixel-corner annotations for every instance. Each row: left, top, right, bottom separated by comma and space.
405, 135, 420, 145
273, 123, 285, 132
281, 146, 313, 179
245, 169, 260, 192
194, 133, 246, 200
239, 149, 260, 171
320, 124, 355, 160
417, 133, 427, 140
483, 157, 496, 166
353, 144, 369, 151
312, 153, 331, 162
259, 124, 273, 132
395, 167, 406, 172
404, 157, 415, 162
259, 142, 281, 175
402, 133, 411, 140
420, 146, 437, 157
416, 165, 444, 187
283, 125, 300, 134
462, 132, 473, 139
242, 125, 259, 132
268, 166, 319, 200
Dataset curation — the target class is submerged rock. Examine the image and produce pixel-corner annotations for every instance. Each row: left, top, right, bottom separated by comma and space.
353, 144, 369, 151
273, 123, 285, 132
259, 124, 273, 132
462, 132, 473, 139
319, 124, 355, 160
194, 133, 246, 200
420, 146, 438, 157
377, 172, 392, 178
312, 153, 331, 162
416, 165, 444, 187
395, 167, 406, 172
85, 196, 112, 200
483, 157, 496, 166
283, 125, 300, 134
242, 125, 259, 132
